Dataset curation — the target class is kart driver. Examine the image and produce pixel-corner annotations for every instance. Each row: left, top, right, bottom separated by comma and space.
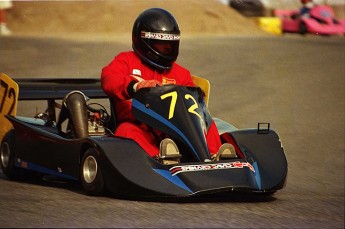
101, 8, 234, 164
300, 0, 315, 17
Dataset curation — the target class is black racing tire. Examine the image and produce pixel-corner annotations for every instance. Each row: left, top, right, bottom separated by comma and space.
0, 130, 20, 179
299, 22, 307, 35
80, 148, 105, 196
229, 0, 265, 17
255, 191, 277, 196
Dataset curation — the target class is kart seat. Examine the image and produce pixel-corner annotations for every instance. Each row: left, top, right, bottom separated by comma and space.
192, 75, 210, 107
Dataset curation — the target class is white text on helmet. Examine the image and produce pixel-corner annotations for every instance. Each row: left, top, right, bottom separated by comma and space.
141, 31, 180, 41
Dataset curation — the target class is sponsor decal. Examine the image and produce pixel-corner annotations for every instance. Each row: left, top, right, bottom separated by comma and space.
21, 161, 27, 169
141, 31, 180, 41
170, 161, 255, 176
132, 69, 142, 76
162, 77, 176, 85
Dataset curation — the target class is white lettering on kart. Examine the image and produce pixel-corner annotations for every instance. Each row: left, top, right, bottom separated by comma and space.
169, 161, 255, 176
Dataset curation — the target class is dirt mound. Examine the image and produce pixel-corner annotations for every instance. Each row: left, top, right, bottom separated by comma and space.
7, 0, 268, 39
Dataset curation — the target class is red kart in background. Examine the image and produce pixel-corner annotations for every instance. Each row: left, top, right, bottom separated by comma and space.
275, 5, 345, 35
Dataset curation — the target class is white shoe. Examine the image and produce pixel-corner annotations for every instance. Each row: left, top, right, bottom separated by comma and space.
215, 143, 237, 161
0, 23, 12, 36
159, 138, 181, 165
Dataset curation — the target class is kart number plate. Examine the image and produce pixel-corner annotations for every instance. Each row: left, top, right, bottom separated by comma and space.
0, 73, 19, 142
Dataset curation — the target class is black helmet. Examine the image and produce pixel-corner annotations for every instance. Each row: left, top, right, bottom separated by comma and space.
132, 8, 180, 71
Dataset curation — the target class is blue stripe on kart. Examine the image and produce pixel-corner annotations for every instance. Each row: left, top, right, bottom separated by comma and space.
15, 160, 77, 181
153, 169, 193, 193
132, 99, 200, 161
252, 162, 261, 190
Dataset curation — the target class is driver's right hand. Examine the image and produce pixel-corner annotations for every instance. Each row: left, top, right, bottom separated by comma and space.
134, 80, 162, 92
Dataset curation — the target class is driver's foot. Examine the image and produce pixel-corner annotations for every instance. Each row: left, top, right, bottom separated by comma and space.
214, 143, 237, 161
159, 138, 181, 165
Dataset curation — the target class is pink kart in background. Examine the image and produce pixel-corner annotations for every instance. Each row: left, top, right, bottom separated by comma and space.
275, 5, 345, 35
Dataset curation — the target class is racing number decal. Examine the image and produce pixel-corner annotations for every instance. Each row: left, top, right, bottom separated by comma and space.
160, 91, 177, 119
185, 94, 202, 119
160, 91, 201, 120
0, 73, 18, 117
0, 79, 16, 115
0, 73, 19, 143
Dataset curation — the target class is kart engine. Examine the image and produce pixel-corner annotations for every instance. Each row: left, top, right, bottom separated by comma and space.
86, 103, 110, 136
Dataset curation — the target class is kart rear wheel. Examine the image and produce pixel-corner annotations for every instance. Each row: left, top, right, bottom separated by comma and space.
81, 148, 105, 196
0, 130, 20, 179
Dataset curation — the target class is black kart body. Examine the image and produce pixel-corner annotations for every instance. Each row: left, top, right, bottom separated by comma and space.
0, 78, 288, 198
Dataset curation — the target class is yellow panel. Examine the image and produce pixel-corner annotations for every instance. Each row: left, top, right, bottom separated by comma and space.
257, 17, 282, 35
0, 73, 19, 142
191, 75, 210, 107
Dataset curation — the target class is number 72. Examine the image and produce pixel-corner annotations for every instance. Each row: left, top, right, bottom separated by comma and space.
160, 91, 202, 120
0, 79, 17, 115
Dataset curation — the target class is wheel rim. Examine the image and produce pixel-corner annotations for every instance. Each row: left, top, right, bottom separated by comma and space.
82, 155, 97, 184
0, 142, 10, 168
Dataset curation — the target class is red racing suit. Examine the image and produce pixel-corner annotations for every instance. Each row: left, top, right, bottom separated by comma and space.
101, 51, 221, 157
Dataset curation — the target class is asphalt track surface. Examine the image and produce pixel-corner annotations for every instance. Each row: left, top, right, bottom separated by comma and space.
0, 35, 344, 228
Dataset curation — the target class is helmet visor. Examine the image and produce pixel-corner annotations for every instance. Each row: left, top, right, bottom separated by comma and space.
149, 39, 179, 56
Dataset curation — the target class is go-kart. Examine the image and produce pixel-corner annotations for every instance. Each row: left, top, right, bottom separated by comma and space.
0, 73, 287, 198
275, 5, 345, 35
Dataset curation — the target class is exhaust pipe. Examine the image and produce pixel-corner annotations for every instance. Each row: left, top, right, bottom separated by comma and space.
57, 91, 89, 138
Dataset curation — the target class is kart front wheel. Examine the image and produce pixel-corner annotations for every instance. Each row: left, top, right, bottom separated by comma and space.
0, 130, 19, 179
81, 148, 105, 196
